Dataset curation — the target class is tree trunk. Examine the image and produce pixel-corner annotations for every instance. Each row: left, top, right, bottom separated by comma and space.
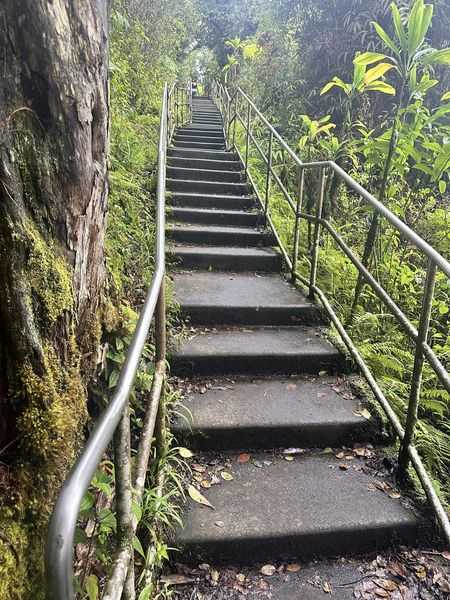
0, 1, 109, 597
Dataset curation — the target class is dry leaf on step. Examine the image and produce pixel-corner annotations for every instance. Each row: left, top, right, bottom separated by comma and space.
237, 453, 251, 463
188, 484, 215, 509
260, 564, 276, 576
179, 447, 194, 458
160, 574, 195, 585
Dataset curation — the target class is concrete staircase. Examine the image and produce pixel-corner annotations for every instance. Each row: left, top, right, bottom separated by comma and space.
168, 97, 418, 563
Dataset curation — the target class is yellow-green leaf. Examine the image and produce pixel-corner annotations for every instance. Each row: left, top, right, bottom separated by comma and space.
363, 63, 395, 85
179, 447, 194, 458
353, 52, 387, 66
391, 2, 407, 51
364, 82, 396, 95
188, 484, 215, 509
372, 22, 399, 55
85, 575, 99, 600
441, 91, 450, 101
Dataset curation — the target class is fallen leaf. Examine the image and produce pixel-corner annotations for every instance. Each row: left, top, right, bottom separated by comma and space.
339, 463, 350, 470
258, 579, 269, 590
323, 581, 332, 593
260, 564, 276, 576
286, 563, 301, 573
215, 520, 225, 528
221, 471, 234, 481
188, 485, 215, 509
319, 370, 327, 376
179, 447, 194, 459
210, 569, 220, 584
201, 479, 211, 489
192, 464, 207, 473
284, 456, 295, 462
160, 574, 195, 585
374, 588, 389, 598
438, 578, 450, 592
335, 451, 345, 459
415, 566, 427, 579
375, 579, 398, 592
388, 561, 408, 579
237, 453, 251, 463
236, 573, 246, 583
442, 551, 450, 560
387, 490, 401, 499
322, 447, 334, 455
283, 448, 305, 455
354, 408, 371, 420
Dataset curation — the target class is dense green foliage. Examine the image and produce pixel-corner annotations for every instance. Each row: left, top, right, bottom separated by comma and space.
72, 2, 198, 598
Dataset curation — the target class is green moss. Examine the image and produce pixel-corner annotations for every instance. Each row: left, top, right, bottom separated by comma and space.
0, 515, 45, 600
18, 344, 87, 489
24, 219, 73, 325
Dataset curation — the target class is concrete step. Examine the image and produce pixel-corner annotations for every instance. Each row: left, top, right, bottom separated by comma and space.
174, 134, 225, 145
168, 192, 255, 210
167, 166, 243, 183
169, 207, 261, 227
168, 224, 273, 247
175, 128, 224, 138
170, 326, 344, 376
168, 148, 238, 161
169, 245, 281, 272
174, 140, 226, 150
172, 272, 321, 325
190, 119, 223, 125
167, 178, 250, 196
181, 125, 225, 133
173, 376, 369, 450
175, 453, 418, 562
167, 156, 242, 171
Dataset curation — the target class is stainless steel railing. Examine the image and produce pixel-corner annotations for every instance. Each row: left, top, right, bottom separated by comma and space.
212, 81, 450, 544
45, 81, 191, 600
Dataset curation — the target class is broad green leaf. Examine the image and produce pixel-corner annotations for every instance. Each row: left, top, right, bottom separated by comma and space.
138, 586, 152, 600
372, 22, 399, 55
320, 81, 336, 95
133, 535, 146, 558
80, 492, 95, 514
353, 52, 387, 66
353, 61, 366, 88
317, 123, 336, 134
391, 3, 407, 52
408, 0, 425, 55
419, 4, 434, 47
439, 180, 447, 194
422, 48, 450, 66
363, 63, 395, 85
364, 82, 396, 95
85, 575, 99, 600
441, 91, 450, 101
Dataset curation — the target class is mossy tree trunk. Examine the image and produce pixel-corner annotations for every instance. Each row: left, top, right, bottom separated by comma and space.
0, 1, 109, 597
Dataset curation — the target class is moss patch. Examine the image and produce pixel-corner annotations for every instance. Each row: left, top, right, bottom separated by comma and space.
24, 219, 73, 326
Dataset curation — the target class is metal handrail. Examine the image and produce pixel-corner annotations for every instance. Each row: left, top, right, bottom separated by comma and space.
46, 81, 189, 599
212, 81, 450, 544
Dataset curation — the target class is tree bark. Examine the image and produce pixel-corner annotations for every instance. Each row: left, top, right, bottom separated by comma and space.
0, 1, 109, 596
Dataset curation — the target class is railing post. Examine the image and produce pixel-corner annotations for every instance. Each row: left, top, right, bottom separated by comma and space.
398, 259, 437, 477
292, 167, 305, 282
113, 403, 133, 598
155, 283, 166, 363
264, 130, 273, 217
244, 101, 251, 171
309, 166, 326, 300
232, 93, 238, 150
